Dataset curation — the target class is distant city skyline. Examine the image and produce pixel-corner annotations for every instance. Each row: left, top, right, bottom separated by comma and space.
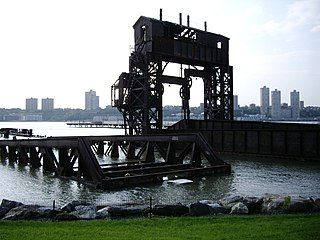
0, 0, 319, 108
21, 86, 308, 111
85, 90, 100, 110
41, 98, 54, 111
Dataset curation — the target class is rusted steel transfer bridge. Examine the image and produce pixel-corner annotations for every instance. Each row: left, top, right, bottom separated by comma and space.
0, 134, 230, 189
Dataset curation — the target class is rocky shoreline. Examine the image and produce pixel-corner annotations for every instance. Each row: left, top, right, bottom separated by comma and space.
1, 194, 319, 221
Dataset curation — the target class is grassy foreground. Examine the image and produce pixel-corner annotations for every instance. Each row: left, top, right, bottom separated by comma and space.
0, 214, 319, 240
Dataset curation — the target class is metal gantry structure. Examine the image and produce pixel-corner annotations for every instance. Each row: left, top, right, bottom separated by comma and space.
112, 11, 233, 135
0, 134, 230, 189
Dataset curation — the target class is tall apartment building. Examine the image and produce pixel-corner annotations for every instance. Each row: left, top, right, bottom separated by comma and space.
299, 101, 304, 110
290, 90, 300, 119
271, 89, 281, 119
41, 98, 54, 110
85, 90, 99, 110
26, 98, 38, 111
260, 86, 270, 116
233, 95, 239, 110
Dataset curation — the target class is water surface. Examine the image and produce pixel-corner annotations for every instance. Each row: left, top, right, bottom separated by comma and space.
0, 122, 319, 206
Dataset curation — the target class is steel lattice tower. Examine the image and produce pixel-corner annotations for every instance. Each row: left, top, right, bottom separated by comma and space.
112, 12, 233, 135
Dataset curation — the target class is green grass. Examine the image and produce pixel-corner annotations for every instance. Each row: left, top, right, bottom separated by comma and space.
0, 214, 319, 240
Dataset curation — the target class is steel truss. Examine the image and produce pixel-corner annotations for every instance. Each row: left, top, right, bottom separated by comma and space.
111, 15, 233, 135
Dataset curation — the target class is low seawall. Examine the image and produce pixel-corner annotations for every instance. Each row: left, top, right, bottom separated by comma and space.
168, 120, 320, 161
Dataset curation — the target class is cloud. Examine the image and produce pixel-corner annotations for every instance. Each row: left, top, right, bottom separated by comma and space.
245, 5, 263, 17
284, 0, 320, 31
311, 25, 320, 32
251, 20, 280, 35
251, 0, 320, 35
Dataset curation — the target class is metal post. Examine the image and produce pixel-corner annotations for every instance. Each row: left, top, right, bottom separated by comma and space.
160, 8, 162, 21
179, 13, 182, 25
204, 21, 207, 32
97, 141, 104, 155
187, 15, 190, 27
144, 142, 155, 162
110, 142, 120, 158
149, 196, 152, 219
126, 142, 136, 159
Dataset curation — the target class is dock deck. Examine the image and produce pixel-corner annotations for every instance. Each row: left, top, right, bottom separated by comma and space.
67, 122, 125, 129
0, 133, 230, 189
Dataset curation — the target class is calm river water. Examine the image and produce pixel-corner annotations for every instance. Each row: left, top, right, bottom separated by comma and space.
0, 122, 319, 206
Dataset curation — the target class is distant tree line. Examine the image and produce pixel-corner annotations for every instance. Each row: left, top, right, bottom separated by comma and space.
1, 105, 319, 122
300, 107, 320, 119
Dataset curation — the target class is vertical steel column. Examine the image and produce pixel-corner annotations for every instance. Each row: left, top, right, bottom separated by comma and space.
166, 141, 176, 164
144, 142, 155, 163
110, 142, 120, 158
18, 147, 29, 165
126, 142, 136, 159
8, 147, 17, 163
0, 146, 8, 161
30, 147, 41, 168
97, 141, 104, 155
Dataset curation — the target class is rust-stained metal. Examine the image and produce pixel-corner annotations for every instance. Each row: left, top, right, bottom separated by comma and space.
0, 133, 231, 189
112, 11, 233, 135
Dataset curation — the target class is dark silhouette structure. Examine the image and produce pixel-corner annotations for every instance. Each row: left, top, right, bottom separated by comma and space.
112, 11, 233, 135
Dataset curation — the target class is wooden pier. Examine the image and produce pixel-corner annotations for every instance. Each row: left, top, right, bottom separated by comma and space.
0, 128, 34, 138
0, 133, 230, 189
67, 122, 125, 129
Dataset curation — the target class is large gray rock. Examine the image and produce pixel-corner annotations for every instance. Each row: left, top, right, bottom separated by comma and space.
61, 201, 89, 212
2, 205, 51, 220
314, 198, 320, 211
0, 206, 10, 218
199, 200, 214, 205
153, 204, 189, 217
208, 203, 228, 214
108, 205, 149, 218
219, 196, 243, 210
54, 212, 79, 221
242, 196, 263, 214
261, 195, 286, 214
286, 196, 316, 213
189, 202, 212, 216
96, 207, 110, 219
1, 199, 23, 210
230, 202, 249, 215
73, 205, 97, 219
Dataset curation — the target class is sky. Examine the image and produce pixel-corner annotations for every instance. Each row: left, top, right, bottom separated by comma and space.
0, 0, 319, 109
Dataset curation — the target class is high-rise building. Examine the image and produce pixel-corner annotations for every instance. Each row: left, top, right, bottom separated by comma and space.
41, 98, 54, 110
26, 98, 38, 111
85, 90, 99, 110
271, 89, 281, 119
290, 90, 300, 119
260, 86, 270, 116
233, 95, 239, 110
299, 101, 304, 109
281, 103, 291, 119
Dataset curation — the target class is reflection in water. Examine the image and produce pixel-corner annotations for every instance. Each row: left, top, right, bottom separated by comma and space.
1, 153, 319, 207
0, 122, 319, 206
